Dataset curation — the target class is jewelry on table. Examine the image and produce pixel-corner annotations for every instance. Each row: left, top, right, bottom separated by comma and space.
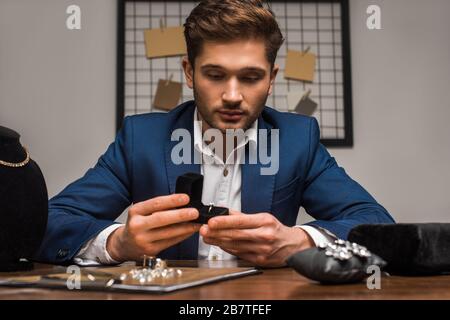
119, 255, 183, 285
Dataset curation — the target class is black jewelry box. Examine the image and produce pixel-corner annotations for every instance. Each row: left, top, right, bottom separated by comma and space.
175, 173, 228, 224
348, 223, 450, 275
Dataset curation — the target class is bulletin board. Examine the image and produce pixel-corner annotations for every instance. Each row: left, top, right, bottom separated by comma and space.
117, 0, 353, 147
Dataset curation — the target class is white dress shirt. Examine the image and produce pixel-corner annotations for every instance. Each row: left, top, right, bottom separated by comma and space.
75, 107, 333, 265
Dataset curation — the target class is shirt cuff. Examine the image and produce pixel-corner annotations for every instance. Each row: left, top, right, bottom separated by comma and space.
295, 225, 336, 246
74, 223, 124, 266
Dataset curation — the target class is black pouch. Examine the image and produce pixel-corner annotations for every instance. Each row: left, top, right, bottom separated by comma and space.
175, 172, 229, 224
286, 240, 386, 284
348, 223, 450, 275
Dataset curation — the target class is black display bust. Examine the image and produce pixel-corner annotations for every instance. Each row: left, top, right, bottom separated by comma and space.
0, 126, 48, 271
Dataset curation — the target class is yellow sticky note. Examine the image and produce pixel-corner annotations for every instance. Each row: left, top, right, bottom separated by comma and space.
153, 79, 182, 111
284, 50, 316, 82
144, 26, 187, 58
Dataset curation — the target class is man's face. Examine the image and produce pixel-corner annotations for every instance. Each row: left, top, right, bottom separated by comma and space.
182, 39, 278, 132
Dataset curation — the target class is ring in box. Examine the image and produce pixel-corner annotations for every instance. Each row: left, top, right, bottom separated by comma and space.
175, 173, 229, 224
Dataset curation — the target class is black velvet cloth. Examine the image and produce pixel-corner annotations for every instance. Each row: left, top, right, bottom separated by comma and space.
0, 126, 48, 271
348, 223, 450, 275
175, 173, 228, 224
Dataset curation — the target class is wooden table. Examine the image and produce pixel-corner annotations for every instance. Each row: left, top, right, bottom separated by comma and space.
1, 261, 450, 300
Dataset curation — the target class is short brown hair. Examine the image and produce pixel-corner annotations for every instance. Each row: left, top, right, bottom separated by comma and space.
184, 0, 284, 69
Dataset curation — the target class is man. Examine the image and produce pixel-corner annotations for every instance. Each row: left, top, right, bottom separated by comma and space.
35, 0, 394, 267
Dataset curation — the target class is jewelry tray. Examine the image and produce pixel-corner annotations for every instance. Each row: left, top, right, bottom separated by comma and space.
0, 263, 261, 294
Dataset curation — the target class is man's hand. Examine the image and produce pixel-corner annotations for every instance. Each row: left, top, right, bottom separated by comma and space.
107, 194, 200, 262
199, 210, 315, 267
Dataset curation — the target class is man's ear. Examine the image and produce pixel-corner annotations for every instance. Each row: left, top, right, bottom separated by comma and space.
268, 64, 279, 96
182, 56, 194, 89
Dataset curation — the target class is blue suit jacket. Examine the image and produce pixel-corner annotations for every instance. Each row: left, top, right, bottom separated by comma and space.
35, 101, 395, 264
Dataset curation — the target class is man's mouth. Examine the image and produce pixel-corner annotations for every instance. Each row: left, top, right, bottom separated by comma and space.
217, 109, 244, 122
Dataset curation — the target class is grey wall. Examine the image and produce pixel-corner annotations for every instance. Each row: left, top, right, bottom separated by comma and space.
0, 0, 117, 199
330, 0, 450, 223
1, 0, 449, 223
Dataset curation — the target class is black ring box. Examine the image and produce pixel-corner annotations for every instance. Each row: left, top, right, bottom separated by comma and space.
175, 173, 229, 224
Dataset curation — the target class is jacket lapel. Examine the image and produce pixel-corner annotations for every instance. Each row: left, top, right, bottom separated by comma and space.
164, 102, 200, 260
241, 111, 276, 214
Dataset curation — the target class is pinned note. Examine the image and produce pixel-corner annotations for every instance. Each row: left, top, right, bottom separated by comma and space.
144, 26, 187, 58
296, 89, 318, 116
153, 78, 183, 111
287, 90, 304, 111
284, 49, 316, 82
288, 89, 318, 116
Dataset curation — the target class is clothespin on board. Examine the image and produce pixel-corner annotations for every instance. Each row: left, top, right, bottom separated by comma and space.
301, 89, 312, 101
165, 73, 174, 86
160, 17, 166, 32
302, 46, 311, 56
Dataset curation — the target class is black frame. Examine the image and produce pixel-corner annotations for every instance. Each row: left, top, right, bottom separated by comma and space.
116, 0, 353, 147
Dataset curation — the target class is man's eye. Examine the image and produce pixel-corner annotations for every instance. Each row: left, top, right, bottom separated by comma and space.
207, 74, 224, 80
241, 76, 261, 83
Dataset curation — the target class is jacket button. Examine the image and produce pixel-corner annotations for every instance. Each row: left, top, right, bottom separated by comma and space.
56, 249, 69, 259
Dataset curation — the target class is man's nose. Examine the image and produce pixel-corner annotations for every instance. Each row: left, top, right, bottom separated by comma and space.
222, 78, 243, 104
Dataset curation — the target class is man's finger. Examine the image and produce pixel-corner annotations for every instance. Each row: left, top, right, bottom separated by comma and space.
130, 193, 190, 216
151, 232, 196, 253
200, 225, 256, 241
148, 223, 201, 242
143, 207, 199, 229
208, 213, 267, 229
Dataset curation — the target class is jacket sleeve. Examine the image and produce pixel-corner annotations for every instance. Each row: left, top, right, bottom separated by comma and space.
301, 118, 395, 240
34, 117, 133, 264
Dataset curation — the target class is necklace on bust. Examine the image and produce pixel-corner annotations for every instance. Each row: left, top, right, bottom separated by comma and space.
0, 146, 30, 168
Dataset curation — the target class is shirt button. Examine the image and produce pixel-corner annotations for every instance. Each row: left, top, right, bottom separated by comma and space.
212, 255, 218, 261
223, 168, 228, 177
